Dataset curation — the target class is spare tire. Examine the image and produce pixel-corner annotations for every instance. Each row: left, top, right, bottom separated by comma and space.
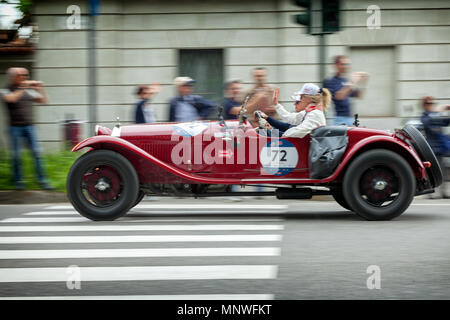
402, 124, 443, 188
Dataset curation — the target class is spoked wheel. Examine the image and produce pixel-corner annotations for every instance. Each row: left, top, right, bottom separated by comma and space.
343, 149, 415, 220
67, 150, 139, 221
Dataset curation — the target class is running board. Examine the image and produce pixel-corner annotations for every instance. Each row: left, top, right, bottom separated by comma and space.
415, 188, 435, 196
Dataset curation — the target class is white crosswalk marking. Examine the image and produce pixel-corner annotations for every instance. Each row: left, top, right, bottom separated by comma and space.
0, 224, 284, 232
0, 265, 278, 282
24, 211, 285, 216
46, 204, 288, 210
2, 217, 283, 223
0, 234, 282, 244
0, 247, 280, 259
0, 204, 284, 300
0, 294, 274, 300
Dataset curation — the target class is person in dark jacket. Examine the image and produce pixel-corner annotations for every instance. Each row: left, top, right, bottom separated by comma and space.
420, 96, 450, 156
420, 96, 450, 198
323, 55, 369, 125
168, 77, 216, 122
135, 83, 160, 124
223, 80, 242, 120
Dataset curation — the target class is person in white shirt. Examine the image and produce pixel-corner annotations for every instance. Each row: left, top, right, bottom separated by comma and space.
255, 83, 331, 138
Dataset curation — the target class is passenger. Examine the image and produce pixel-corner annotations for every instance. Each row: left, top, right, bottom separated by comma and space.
256, 83, 330, 138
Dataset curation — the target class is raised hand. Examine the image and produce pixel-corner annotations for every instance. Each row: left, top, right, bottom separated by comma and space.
273, 87, 280, 106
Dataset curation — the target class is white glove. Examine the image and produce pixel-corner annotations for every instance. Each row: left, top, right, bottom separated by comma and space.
254, 110, 268, 119
258, 117, 271, 129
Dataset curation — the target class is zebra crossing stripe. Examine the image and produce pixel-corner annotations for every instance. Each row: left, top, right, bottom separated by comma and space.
45, 204, 288, 210
2, 217, 283, 223
0, 234, 282, 244
0, 294, 274, 300
0, 247, 280, 259
0, 265, 278, 282
22, 211, 283, 216
0, 224, 284, 232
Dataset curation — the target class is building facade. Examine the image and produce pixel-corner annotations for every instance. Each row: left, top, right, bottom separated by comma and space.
1, 0, 449, 151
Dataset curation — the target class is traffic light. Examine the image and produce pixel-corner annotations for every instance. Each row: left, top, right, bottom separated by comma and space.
292, 0, 340, 34
322, 0, 340, 33
292, 0, 312, 34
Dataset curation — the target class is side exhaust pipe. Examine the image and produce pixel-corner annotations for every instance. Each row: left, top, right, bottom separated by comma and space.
275, 188, 313, 199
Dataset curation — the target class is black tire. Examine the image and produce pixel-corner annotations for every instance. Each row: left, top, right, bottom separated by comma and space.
331, 187, 353, 211
343, 149, 415, 221
402, 124, 443, 188
67, 150, 139, 221
133, 190, 145, 208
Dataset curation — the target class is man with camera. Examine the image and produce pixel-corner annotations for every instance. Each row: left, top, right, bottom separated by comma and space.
1, 67, 53, 190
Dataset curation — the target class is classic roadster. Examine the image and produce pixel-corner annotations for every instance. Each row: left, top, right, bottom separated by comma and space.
67, 109, 443, 221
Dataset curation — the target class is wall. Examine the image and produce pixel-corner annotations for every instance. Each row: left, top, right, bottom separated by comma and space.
1, 0, 448, 151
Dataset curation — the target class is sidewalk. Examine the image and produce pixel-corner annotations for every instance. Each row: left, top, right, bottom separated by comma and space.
0, 190, 68, 204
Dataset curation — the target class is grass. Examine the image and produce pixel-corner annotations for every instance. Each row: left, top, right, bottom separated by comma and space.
0, 149, 82, 192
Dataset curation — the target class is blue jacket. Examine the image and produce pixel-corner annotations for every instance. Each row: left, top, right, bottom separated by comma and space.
323, 75, 359, 117
222, 97, 241, 120
421, 111, 450, 156
135, 99, 148, 124
168, 95, 216, 122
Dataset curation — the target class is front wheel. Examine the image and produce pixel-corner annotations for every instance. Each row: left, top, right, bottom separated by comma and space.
67, 150, 139, 221
342, 149, 415, 221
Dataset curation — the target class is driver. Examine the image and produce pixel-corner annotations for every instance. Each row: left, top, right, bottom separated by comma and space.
255, 83, 331, 138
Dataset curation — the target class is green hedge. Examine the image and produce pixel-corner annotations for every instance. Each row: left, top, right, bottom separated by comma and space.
0, 150, 81, 192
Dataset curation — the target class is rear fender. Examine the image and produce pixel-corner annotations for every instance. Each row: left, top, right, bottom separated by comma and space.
327, 135, 427, 181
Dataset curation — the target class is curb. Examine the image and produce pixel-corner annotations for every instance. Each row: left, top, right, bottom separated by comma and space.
0, 190, 68, 204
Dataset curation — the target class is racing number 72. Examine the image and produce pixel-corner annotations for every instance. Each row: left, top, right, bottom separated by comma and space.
272, 150, 287, 162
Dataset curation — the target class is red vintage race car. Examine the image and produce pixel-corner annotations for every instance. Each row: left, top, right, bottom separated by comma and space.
67, 111, 443, 221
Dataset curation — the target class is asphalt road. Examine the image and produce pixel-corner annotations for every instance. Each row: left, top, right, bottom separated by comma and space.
0, 197, 449, 300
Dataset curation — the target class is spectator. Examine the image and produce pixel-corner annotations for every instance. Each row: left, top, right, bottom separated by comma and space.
135, 83, 160, 124
222, 80, 243, 201
240, 68, 277, 197
223, 80, 242, 120
168, 77, 216, 122
0, 67, 53, 190
242, 67, 276, 126
323, 55, 369, 126
420, 96, 450, 199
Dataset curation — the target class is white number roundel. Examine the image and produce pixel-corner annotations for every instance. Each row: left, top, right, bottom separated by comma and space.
260, 139, 299, 176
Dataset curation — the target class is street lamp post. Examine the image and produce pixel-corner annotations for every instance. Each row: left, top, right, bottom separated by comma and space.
88, 0, 100, 135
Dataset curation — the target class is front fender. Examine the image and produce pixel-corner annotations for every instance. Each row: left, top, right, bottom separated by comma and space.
323, 135, 426, 182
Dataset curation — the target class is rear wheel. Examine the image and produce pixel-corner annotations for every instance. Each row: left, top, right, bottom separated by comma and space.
343, 149, 415, 221
67, 150, 139, 221
331, 187, 352, 211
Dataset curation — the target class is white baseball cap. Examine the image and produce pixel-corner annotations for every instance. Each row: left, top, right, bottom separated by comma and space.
291, 83, 321, 100
174, 76, 195, 87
